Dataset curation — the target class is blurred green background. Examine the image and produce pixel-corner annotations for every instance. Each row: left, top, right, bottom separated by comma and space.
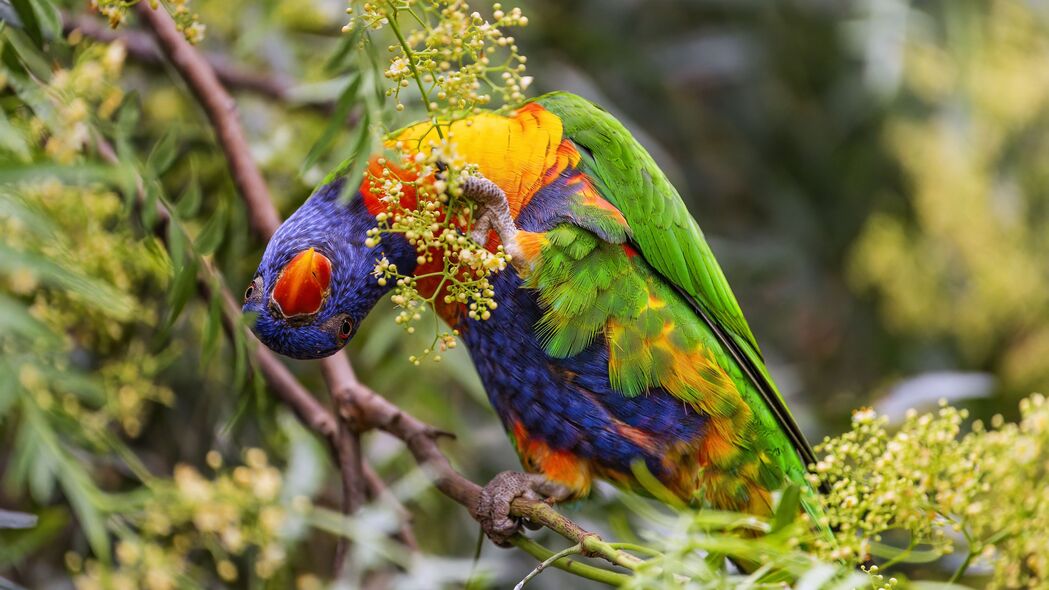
2, 0, 1048, 587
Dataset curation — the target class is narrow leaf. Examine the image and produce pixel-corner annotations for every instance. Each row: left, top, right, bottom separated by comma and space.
201, 287, 222, 363
1, 27, 50, 80
9, 0, 42, 48
194, 201, 227, 255
301, 72, 361, 175
30, 0, 61, 42
147, 125, 180, 177
176, 178, 202, 218
771, 484, 801, 533
166, 256, 198, 326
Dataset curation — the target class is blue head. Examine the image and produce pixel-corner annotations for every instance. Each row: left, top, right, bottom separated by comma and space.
243, 179, 415, 359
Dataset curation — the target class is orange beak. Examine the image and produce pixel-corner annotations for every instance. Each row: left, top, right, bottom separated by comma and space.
272, 247, 332, 318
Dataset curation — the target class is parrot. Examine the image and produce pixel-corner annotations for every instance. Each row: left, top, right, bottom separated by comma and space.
244, 91, 820, 544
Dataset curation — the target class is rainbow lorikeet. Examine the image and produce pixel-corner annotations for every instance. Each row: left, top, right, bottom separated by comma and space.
245, 92, 819, 542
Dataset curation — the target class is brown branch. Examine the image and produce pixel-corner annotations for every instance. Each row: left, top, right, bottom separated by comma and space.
134, 2, 638, 582
135, 3, 282, 238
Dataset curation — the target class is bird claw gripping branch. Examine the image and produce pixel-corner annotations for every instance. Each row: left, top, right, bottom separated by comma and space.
471, 471, 572, 546
458, 173, 528, 274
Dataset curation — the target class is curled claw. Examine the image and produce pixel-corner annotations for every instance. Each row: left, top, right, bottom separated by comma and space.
471, 471, 571, 546
458, 174, 525, 270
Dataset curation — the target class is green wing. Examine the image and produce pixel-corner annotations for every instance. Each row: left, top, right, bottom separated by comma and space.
533, 91, 816, 469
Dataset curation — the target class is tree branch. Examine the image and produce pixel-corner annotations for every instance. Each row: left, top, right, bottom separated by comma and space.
135, 3, 281, 238
134, 2, 641, 583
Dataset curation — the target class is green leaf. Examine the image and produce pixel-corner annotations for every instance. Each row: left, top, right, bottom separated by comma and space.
194, 200, 227, 255
301, 72, 362, 175
335, 113, 374, 204
0, 110, 30, 160
166, 255, 198, 326
0, 162, 119, 186
771, 484, 801, 533
30, 0, 61, 43
201, 287, 222, 363
167, 220, 186, 273
322, 109, 371, 186
233, 320, 248, 392
0, 191, 58, 239
114, 91, 141, 149
0, 243, 135, 319
147, 125, 180, 177
19, 404, 110, 561
176, 177, 202, 218
9, 0, 42, 48
324, 24, 363, 73
47, 370, 105, 406
1, 27, 50, 81
0, 363, 15, 419
141, 178, 161, 231
794, 564, 839, 590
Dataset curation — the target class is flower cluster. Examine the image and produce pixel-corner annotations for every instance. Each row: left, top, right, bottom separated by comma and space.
1, 181, 173, 438
808, 402, 976, 562
810, 395, 1049, 587
90, 0, 206, 43
346, 1, 529, 118
18, 39, 125, 163
364, 141, 511, 361
341, 0, 530, 359
72, 449, 304, 589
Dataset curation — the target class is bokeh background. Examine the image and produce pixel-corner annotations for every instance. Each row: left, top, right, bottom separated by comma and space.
2, 0, 1048, 587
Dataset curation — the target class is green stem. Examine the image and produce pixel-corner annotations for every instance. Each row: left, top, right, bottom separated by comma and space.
511, 537, 629, 587
949, 550, 975, 584
385, 1, 444, 139
516, 501, 645, 571
514, 543, 582, 590
607, 542, 664, 558
949, 529, 978, 583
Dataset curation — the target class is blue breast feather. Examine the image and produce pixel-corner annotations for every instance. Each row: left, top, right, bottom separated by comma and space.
454, 170, 708, 478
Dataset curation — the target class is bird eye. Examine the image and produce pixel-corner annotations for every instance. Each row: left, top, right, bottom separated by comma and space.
244, 276, 263, 304
338, 317, 353, 341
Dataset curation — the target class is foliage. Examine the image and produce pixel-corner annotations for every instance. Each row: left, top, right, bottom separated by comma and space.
337, 0, 532, 358
811, 395, 1049, 588
72, 449, 300, 589
850, 0, 1049, 396
1, 0, 1049, 589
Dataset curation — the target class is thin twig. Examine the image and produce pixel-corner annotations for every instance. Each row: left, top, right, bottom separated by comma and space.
514, 543, 582, 590
321, 360, 368, 575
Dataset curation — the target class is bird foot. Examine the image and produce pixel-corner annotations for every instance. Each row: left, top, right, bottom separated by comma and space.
471, 471, 571, 546
458, 174, 526, 271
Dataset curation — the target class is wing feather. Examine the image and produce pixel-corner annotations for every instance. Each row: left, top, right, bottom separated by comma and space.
534, 91, 817, 469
